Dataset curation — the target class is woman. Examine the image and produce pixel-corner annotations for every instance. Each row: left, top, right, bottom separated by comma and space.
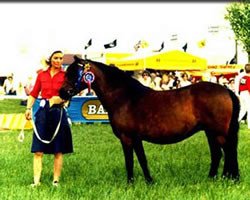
25, 50, 73, 187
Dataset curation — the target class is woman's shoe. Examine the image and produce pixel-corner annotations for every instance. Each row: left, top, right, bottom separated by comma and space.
30, 182, 41, 188
52, 180, 59, 187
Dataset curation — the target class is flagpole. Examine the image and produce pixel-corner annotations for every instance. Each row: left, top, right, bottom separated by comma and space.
143, 54, 146, 70
235, 39, 238, 64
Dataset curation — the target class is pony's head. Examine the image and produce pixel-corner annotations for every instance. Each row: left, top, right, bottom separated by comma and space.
59, 55, 94, 100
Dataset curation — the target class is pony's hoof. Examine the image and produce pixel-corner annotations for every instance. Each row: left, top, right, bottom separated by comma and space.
145, 177, 154, 185
221, 173, 240, 183
127, 178, 134, 184
208, 174, 218, 180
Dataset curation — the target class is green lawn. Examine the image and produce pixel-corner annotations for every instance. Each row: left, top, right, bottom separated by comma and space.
0, 99, 250, 199
0, 98, 26, 114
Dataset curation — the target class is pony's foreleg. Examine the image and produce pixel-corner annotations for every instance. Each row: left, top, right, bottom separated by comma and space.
205, 131, 222, 178
120, 137, 134, 184
133, 138, 153, 184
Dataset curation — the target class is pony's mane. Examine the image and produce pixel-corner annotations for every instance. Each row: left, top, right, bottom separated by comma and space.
65, 61, 79, 80
88, 60, 151, 92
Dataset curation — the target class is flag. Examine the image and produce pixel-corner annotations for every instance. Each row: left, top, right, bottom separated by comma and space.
104, 39, 117, 49
84, 39, 92, 50
134, 40, 149, 51
170, 34, 178, 41
134, 41, 141, 51
140, 40, 149, 48
229, 54, 237, 64
153, 42, 164, 52
197, 39, 206, 48
182, 43, 188, 52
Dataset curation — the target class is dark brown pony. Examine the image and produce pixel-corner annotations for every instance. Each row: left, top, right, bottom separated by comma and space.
59, 56, 240, 183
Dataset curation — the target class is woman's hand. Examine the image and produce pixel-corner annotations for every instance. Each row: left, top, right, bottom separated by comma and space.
25, 109, 32, 120
49, 96, 66, 107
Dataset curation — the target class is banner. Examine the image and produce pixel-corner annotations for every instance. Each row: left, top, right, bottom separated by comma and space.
68, 97, 109, 123
207, 64, 243, 74
33, 97, 109, 124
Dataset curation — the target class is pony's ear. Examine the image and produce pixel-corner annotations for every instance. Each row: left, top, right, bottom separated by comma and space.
73, 55, 89, 66
73, 55, 81, 61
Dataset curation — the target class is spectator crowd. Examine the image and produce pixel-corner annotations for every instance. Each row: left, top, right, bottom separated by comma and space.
134, 69, 238, 94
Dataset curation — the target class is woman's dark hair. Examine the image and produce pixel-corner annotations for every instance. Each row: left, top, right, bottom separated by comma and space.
181, 72, 188, 78
45, 50, 63, 66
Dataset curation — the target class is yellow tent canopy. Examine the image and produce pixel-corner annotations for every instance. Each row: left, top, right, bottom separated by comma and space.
85, 51, 134, 65
106, 50, 207, 71
146, 50, 207, 71
106, 52, 153, 71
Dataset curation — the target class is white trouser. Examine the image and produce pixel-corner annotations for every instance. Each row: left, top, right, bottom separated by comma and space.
238, 90, 250, 129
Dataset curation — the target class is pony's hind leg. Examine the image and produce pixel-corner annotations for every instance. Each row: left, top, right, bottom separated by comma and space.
205, 130, 222, 178
222, 87, 240, 180
133, 138, 153, 184
222, 136, 239, 180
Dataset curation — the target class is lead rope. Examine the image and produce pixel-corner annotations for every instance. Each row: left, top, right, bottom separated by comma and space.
18, 118, 27, 142
31, 108, 63, 144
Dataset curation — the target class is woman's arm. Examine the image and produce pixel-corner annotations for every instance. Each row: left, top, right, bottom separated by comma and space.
25, 95, 36, 120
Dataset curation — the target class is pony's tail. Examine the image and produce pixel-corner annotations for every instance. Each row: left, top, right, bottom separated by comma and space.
227, 89, 240, 142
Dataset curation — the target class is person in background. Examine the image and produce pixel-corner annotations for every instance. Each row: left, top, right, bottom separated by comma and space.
24, 75, 35, 96
160, 73, 171, 90
138, 70, 151, 87
3, 73, 17, 95
149, 71, 157, 89
152, 72, 162, 91
209, 71, 217, 83
25, 50, 73, 187
179, 72, 191, 87
167, 72, 175, 89
218, 74, 228, 87
234, 68, 246, 97
227, 78, 236, 93
0, 86, 4, 100
172, 76, 181, 89
238, 63, 250, 129
19, 75, 35, 106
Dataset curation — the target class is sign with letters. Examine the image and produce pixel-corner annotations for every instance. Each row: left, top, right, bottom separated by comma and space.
67, 96, 109, 123
81, 99, 108, 120
33, 96, 109, 124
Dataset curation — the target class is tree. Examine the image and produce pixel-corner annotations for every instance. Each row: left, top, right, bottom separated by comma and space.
225, 1, 250, 62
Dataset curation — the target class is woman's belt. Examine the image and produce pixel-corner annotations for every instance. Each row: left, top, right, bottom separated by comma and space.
39, 98, 64, 108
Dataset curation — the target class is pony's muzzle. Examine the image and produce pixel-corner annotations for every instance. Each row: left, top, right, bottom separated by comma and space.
59, 88, 75, 101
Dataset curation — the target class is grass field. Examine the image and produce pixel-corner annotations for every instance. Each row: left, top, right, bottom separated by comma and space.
0, 99, 250, 200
